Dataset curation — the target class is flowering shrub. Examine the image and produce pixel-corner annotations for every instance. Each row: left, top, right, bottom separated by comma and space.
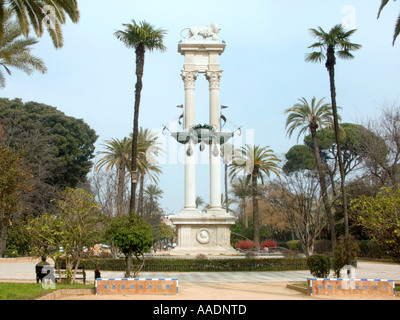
261, 240, 277, 249
236, 240, 255, 250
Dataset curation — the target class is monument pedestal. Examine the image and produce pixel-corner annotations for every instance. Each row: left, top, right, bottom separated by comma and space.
171, 211, 237, 256
171, 27, 237, 256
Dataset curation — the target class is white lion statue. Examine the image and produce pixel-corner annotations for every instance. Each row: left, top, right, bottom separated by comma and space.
181, 24, 221, 41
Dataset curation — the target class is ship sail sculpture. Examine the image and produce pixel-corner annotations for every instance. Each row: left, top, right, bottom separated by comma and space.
171, 25, 237, 255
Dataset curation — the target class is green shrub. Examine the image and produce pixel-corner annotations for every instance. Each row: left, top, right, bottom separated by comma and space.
287, 240, 299, 250
332, 235, 359, 278
358, 240, 386, 259
57, 257, 308, 272
306, 254, 331, 278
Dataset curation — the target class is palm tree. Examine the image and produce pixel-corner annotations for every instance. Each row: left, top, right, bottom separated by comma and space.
221, 143, 233, 212
95, 137, 131, 216
0, 0, 80, 48
230, 177, 253, 228
137, 163, 162, 216
306, 24, 361, 236
114, 20, 167, 214
0, 8, 47, 88
144, 184, 163, 214
377, 0, 400, 45
195, 196, 205, 211
285, 96, 338, 245
229, 145, 281, 245
135, 127, 164, 215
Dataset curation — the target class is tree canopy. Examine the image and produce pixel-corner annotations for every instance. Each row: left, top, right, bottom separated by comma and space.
350, 186, 400, 262
0, 98, 98, 189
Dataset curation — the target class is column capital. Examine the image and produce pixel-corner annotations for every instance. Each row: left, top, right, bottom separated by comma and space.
181, 70, 198, 89
205, 70, 223, 89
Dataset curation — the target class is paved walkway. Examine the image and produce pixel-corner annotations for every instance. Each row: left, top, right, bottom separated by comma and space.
1, 258, 399, 300
0, 258, 399, 283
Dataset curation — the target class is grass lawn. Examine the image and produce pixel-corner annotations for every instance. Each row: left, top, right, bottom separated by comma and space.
0, 283, 94, 300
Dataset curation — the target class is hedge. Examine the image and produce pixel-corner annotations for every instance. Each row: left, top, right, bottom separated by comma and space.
57, 257, 308, 272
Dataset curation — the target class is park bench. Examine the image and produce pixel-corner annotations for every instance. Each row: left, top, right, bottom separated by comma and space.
57, 268, 86, 284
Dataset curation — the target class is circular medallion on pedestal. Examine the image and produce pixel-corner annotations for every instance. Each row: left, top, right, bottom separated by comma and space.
196, 229, 211, 244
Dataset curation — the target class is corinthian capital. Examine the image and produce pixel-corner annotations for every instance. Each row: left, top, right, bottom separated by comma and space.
181, 71, 198, 89
206, 71, 223, 89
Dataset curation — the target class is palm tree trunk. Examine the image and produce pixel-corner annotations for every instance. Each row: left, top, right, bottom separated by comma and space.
310, 127, 336, 246
137, 174, 145, 216
252, 171, 260, 245
326, 45, 349, 237
243, 200, 248, 228
116, 162, 125, 216
130, 44, 145, 214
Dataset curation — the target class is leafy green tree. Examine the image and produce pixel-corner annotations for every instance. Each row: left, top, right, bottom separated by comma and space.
105, 214, 153, 277
27, 187, 104, 283
0, 0, 80, 48
0, 143, 30, 256
304, 123, 379, 181
153, 223, 174, 250
229, 144, 281, 245
283, 145, 315, 173
0, 8, 47, 88
0, 98, 98, 189
114, 20, 167, 213
4, 217, 31, 256
332, 234, 359, 277
285, 97, 337, 245
350, 187, 400, 262
306, 24, 362, 236
377, 0, 400, 45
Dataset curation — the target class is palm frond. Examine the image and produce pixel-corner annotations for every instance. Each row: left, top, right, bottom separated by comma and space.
1, 0, 79, 48
306, 24, 361, 64
377, 0, 390, 19
0, 69, 6, 88
305, 51, 325, 63
393, 14, 400, 45
336, 50, 355, 60
115, 20, 167, 52
0, 8, 47, 86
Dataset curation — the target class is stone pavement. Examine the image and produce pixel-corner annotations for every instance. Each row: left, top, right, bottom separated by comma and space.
0, 258, 399, 284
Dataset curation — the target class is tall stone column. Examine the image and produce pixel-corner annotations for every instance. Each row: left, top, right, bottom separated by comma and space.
206, 70, 223, 211
181, 70, 198, 210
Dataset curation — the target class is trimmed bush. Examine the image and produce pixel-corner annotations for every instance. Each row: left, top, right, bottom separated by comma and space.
236, 240, 256, 250
306, 254, 331, 278
57, 257, 308, 272
261, 240, 277, 249
287, 240, 299, 250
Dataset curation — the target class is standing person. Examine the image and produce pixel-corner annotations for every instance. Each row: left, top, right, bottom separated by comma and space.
94, 266, 101, 280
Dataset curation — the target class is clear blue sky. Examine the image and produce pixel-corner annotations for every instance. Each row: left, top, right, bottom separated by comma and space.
2, 1, 400, 214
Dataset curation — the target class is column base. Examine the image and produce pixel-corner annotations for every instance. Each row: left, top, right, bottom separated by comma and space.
171, 210, 237, 256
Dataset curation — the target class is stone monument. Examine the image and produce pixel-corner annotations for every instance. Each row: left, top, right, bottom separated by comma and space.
171, 24, 237, 255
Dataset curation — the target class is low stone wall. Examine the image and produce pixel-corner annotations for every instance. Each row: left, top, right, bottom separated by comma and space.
307, 278, 395, 296
95, 278, 178, 295
37, 289, 95, 300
